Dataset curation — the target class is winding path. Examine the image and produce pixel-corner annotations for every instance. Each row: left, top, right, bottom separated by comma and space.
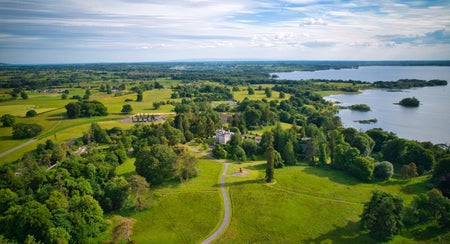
0, 138, 38, 158
201, 161, 230, 244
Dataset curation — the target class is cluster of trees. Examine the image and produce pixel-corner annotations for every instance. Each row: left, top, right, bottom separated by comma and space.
171, 83, 233, 101
65, 100, 108, 119
12, 123, 43, 139
361, 188, 450, 242
348, 104, 371, 111
399, 97, 420, 107
0, 123, 154, 243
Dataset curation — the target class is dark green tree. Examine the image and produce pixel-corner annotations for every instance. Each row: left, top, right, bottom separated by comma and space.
136, 90, 143, 102
264, 87, 272, 98
247, 86, 254, 95
12, 123, 43, 139
265, 132, 275, 183
26, 110, 37, 117
103, 176, 130, 212
135, 144, 177, 185
1, 114, 15, 127
361, 191, 403, 241
121, 104, 133, 114
432, 157, 450, 183
20, 91, 28, 100
65, 102, 81, 119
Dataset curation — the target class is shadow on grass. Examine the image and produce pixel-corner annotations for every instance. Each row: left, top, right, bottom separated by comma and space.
302, 166, 360, 186
304, 221, 376, 244
213, 179, 261, 188
403, 222, 450, 241
401, 181, 431, 195
0, 135, 13, 141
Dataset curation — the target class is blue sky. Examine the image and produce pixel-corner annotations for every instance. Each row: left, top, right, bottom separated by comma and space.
0, 0, 449, 64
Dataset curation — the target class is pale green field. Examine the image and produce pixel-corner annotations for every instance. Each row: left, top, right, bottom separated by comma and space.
0, 88, 177, 163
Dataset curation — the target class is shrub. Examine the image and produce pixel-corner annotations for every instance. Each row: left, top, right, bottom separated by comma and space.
12, 123, 43, 139
26, 110, 37, 117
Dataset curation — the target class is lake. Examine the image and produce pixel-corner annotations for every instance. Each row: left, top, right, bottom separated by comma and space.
274, 66, 450, 144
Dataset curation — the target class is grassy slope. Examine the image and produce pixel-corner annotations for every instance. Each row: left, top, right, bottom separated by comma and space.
216, 162, 433, 243
111, 157, 223, 243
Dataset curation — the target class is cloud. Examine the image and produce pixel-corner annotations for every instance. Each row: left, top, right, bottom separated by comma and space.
378, 29, 450, 45
0, 0, 450, 63
300, 17, 327, 26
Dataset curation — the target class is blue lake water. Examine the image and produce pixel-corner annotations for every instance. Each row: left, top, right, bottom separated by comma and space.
274, 66, 450, 144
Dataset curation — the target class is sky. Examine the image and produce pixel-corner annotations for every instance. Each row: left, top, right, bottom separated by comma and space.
0, 0, 449, 64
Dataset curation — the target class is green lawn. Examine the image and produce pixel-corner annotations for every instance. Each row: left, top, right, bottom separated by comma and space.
216, 162, 434, 243
109, 157, 223, 243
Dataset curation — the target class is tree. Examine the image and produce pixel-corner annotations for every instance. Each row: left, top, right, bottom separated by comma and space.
212, 144, 227, 159
242, 139, 258, 156
399, 97, 419, 107
432, 157, 450, 184
361, 191, 403, 241
26, 110, 37, 117
400, 163, 419, 180
135, 144, 177, 185
174, 146, 198, 182
283, 140, 296, 165
111, 216, 136, 244
12, 123, 43, 139
103, 176, 130, 212
1, 114, 15, 127
2, 200, 53, 242
121, 104, 133, 114
373, 161, 394, 180
279, 91, 286, 98
136, 90, 143, 102
69, 195, 105, 241
247, 86, 254, 95
348, 156, 374, 181
318, 143, 327, 166
128, 175, 149, 210
65, 102, 81, 119
437, 173, 450, 198
265, 132, 275, 183
20, 91, 28, 99
264, 87, 272, 98
350, 134, 375, 157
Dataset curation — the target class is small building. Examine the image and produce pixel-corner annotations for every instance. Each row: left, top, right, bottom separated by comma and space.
215, 129, 234, 145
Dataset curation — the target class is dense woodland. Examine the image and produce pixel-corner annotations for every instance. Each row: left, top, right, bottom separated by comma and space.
0, 61, 449, 243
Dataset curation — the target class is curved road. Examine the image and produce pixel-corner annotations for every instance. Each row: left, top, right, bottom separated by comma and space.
201, 161, 230, 244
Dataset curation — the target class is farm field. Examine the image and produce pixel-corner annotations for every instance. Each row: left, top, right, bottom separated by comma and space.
0, 87, 177, 163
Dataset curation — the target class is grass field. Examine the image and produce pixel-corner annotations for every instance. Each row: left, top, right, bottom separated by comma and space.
109, 153, 443, 243
110, 157, 224, 243
216, 163, 437, 243
0, 87, 178, 163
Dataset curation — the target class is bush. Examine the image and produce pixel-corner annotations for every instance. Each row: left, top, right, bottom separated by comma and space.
373, 161, 394, 180
1, 114, 15, 127
12, 123, 43, 139
26, 110, 37, 117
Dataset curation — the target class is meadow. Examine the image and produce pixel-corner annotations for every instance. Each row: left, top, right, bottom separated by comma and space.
109, 154, 442, 243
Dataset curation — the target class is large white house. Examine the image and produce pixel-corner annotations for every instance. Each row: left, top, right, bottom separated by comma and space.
215, 129, 234, 145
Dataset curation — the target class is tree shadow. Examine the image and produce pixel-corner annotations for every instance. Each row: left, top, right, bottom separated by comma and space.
403, 223, 449, 241
302, 166, 360, 186
213, 179, 261, 188
304, 220, 377, 244
0, 135, 13, 141
401, 181, 431, 195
